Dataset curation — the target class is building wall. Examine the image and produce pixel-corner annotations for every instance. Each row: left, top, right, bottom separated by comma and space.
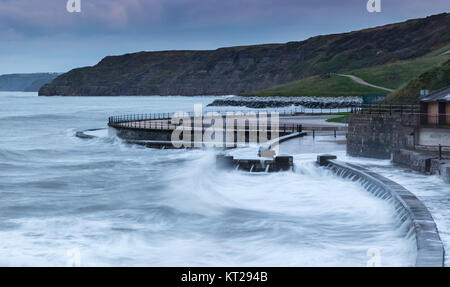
427, 102, 439, 125
447, 103, 450, 125
418, 128, 450, 146
347, 113, 416, 159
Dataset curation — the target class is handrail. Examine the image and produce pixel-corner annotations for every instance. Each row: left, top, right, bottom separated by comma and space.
108, 111, 303, 134
108, 107, 353, 125
351, 104, 420, 115
350, 105, 450, 127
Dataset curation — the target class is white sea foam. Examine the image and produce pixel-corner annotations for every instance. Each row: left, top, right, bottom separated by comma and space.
0, 92, 416, 266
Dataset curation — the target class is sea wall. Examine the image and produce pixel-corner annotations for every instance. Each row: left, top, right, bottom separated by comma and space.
392, 149, 450, 183
347, 113, 416, 159
392, 149, 440, 174
317, 155, 445, 267
110, 126, 173, 141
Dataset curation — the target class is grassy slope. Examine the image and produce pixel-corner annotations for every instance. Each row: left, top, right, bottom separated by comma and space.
243, 74, 388, 97
387, 58, 450, 104
326, 112, 350, 123
349, 45, 450, 89
245, 46, 450, 97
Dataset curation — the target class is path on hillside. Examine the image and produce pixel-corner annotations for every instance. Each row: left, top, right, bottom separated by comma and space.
280, 115, 347, 130
336, 74, 394, 92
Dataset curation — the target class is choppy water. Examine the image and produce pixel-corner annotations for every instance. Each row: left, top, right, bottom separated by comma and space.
0, 92, 416, 266
341, 155, 450, 266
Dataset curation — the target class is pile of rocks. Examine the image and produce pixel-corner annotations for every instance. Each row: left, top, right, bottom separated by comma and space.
207, 96, 362, 109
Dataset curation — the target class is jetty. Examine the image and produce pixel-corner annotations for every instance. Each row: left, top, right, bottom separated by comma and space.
108, 111, 305, 149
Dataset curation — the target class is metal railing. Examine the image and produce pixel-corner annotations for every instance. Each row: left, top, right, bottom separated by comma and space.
108, 105, 358, 126
108, 106, 355, 126
108, 112, 303, 134
351, 104, 420, 115
351, 104, 450, 128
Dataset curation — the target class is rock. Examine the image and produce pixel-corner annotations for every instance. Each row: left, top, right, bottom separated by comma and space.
206, 96, 362, 109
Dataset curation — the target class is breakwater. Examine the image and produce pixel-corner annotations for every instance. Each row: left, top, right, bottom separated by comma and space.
318, 155, 445, 267
108, 112, 302, 149
207, 96, 361, 109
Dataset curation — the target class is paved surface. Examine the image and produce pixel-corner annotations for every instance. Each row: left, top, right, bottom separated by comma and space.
280, 115, 348, 130
279, 133, 347, 155
337, 74, 394, 92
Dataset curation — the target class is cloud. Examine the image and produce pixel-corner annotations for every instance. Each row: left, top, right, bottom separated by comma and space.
0, 0, 164, 36
0, 0, 448, 37
0, 0, 448, 74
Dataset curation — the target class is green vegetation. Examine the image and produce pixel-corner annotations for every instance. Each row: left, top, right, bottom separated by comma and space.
387, 59, 450, 104
245, 46, 450, 98
349, 45, 450, 89
326, 112, 350, 123
243, 74, 388, 97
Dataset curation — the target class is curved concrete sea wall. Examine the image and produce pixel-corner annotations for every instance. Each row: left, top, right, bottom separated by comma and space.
317, 155, 445, 267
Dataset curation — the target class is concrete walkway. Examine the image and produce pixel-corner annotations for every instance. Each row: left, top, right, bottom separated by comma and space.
336, 74, 394, 92
280, 115, 348, 130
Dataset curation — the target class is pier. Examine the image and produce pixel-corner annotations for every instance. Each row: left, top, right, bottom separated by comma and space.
108, 111, 304, 149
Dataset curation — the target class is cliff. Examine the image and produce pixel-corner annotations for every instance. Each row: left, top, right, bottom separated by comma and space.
39, 13, 450, 97
0, 73, 60, 92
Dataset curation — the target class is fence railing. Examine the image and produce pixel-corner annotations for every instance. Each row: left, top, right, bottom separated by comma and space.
438, 145, 450, 160
108, 107, 355, 126
108, 112, 303, 134
351, 104, 450, 127
351, 104, 420, 115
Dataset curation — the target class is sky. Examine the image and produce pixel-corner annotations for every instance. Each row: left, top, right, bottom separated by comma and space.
0, 0, 449, 74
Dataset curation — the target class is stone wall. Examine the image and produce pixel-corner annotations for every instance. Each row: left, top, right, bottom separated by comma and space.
392, 149, 450, 183
442, 164, 450, 183
110, 127, 173, 141
392, 149, 440, 174
347, 113, 416, 159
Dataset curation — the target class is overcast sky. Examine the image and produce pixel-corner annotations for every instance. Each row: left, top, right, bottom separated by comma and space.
0, 0, 448, 74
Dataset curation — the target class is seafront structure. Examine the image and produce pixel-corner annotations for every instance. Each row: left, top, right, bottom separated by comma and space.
318, 155, 444, 267
347, 87, 450, 183
420, 86, 450, 128
108, 111, 303, 149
